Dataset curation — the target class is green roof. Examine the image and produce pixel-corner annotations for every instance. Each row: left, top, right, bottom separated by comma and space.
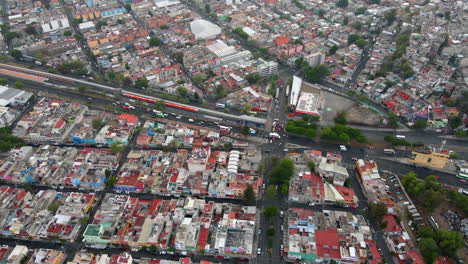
84, 224, 101, 237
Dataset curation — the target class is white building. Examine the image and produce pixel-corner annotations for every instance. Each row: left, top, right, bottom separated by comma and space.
257, 59, 278, 76
190, 19, 221, 40
305, 52, 325, 67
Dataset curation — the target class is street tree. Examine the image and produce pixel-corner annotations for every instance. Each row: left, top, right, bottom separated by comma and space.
13, 81, 24, 89
265, 185, 277, 198
155, 100, 165, 110
264, 205, 278, 219
110, 142, 125, 153
0, 78, 8, 85
241, 125, 249, 136
135, 77, 149, 88
387, 111, 400, 129
414, 119, 427, 129
369, 202, 387, 224
281, 184, 289, 195
10, 49, 22, 60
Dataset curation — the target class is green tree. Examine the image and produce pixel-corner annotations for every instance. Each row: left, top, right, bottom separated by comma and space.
448, 115, 462, 129
334, 110, 347, 125
0, 78, 8, 85
369, 202, 387, 224
223, 142, 233, 151
241, 125, 249, 136
281, 184, 289, 195
110, 142, 125, 153
4, 31, 19, 42
384, 9, 397, 25
435, 228, 464, 257
355, 38, 368, 49
160, 25, 169, 30
174, 52, 184, 64
205, 4, 211, 13
267, 227, 275, 236
63, 30, 72, 37
336, 0, 349, 8
47, 201, 61, 212
154, 100, 165, 110
246, 73, 261, 84
13, 81, 24, 89
307, 161, 315, 172
124, 3, 132, 12
79, 216, 90, 225
264, 205, 278, 219
265, 185, 277, 197
352, 21, 363, 30
149, 37, 162, 47
419, 238, 439, 264
422, 189, 444, 212
243, 184, 255, 201
414, 119, 427, 129
449, 152, 459, 159
387, 111, 400, 129
303, 64, 329, 83
135, 77, 149, 88
348, 34, 360, 45
10, 49, 23, 60
176, 87, 188, 97
107, 72, 116, 80
92, 118, 106, 130
328, 45, 339, 55
193, 75, 204, 85
355, 7, 367, 15
106, 176, 117, 187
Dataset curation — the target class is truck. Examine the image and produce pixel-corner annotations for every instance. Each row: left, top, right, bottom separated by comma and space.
249, 128, 257, 136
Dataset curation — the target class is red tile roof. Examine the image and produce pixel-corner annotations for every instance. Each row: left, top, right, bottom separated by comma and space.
383, 214, 401, 233
316, 228, 341, 259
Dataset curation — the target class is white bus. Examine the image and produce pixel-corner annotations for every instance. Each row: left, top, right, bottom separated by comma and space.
396, 135, 406, 139
219, 125, 231, 133
384, 149, 396, 154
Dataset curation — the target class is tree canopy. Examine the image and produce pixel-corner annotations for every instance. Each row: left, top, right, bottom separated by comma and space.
303, 64, 329, 83
243, 184, 255, 201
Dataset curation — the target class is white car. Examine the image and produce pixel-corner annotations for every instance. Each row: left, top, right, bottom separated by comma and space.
188, 118, 194, 122
339, 145, 347, 151
176, 116, 181, 119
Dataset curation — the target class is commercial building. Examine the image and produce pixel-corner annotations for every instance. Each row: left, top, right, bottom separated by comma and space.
190, 19, 222, 40
408, 151, 449, 169
289, 76, 322, 116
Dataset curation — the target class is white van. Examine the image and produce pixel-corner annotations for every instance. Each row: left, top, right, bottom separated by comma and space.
216, 103, 226, 109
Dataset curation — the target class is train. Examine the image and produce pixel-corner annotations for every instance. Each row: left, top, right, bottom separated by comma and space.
0, 63, 268, 127
122, 92, 199, 112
